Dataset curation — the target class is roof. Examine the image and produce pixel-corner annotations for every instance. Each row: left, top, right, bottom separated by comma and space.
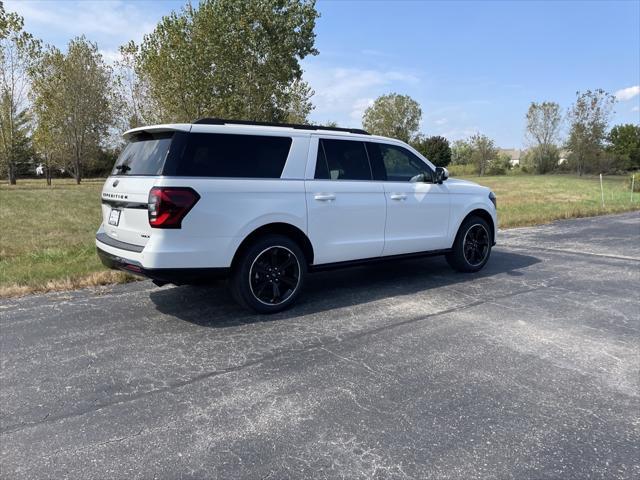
123, 121, 392, 142
193, 118, 370, 135
498, 148, 522, 161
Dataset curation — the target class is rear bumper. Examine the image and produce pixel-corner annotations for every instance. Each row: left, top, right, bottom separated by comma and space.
96, 247, 229, 285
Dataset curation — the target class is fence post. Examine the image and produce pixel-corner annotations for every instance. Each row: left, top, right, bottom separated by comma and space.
599, 173, 605, 207
632, 174, 635, 203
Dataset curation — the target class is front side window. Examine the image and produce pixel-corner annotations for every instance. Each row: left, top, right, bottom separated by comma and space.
316, 139, 372, 180
369, 143, 432, 182
167, 133, 292, 178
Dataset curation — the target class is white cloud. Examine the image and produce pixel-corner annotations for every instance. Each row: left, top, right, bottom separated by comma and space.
303, 64, 420, 127
615, 85, 640, 101
632, 105, 639, 112
5, 0, 158, 50
99, 49, 122, 65
434, 118, 448, 126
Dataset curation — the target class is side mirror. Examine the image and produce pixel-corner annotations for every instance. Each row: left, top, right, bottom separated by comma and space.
434, 167, 449, 184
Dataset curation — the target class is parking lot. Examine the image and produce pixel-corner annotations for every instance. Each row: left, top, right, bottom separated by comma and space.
1, 212, 639, 479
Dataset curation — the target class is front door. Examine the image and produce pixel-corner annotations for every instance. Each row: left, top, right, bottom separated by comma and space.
367, 142, 451, 256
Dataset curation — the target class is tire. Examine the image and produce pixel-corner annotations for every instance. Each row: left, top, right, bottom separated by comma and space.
446, 216, 492, 273
229, 234, 307, 314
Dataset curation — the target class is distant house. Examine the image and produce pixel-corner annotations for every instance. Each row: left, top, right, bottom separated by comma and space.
498, 148, 523, 166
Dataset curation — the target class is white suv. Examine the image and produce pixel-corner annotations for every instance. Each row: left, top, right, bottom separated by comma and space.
97, 119, 497, 313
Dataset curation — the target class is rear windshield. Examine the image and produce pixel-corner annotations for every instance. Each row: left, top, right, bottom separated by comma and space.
111, 132, 173, 176
164, 132, 292, 178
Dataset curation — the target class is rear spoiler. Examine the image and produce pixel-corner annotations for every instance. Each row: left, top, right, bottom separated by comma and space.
122, 124, 192, 140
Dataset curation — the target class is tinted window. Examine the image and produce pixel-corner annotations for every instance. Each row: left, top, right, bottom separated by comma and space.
369, 143, 431, 182
169, 133, 292, 178
111, 132, 173, 176
314, 143, 330, 179
318, 139, 372, 180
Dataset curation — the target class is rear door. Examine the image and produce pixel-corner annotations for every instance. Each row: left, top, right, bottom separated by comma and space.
305, 137, 386, 265
101, 131, 175, 247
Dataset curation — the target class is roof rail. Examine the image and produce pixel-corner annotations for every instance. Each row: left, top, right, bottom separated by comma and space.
193, 118, 370, 135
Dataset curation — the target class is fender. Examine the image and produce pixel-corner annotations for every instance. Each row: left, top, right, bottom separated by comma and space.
449, 202, 497, 245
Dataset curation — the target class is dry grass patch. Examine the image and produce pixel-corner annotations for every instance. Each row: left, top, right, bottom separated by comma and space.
0, 270, 137, 298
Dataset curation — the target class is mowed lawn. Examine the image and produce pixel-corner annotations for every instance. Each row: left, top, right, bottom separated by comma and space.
1, 175, 638, 296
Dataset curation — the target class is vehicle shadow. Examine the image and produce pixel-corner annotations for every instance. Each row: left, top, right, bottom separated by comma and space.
149, 249, 541, 328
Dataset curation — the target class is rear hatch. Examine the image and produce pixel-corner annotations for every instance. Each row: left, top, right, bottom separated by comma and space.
100, 128, 185, 248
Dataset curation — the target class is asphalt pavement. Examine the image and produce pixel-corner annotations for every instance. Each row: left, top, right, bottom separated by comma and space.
1, 212, 639, 479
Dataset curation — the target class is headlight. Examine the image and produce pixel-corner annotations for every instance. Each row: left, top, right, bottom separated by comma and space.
489, 191, 497, 208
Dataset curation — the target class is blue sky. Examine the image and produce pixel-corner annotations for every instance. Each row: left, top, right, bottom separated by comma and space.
7, 0, 640, 147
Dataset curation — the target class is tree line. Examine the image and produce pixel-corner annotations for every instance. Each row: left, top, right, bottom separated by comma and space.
2, 0, 639, 185
360, 92, 639, 176
0, 0, 319, 184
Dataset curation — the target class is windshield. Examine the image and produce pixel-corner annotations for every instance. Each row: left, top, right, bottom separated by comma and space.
111, 132, 173, 176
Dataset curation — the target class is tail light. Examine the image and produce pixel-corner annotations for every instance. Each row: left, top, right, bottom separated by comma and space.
148, 187, 200, 228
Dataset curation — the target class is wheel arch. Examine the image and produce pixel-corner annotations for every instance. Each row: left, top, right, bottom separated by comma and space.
231, 222, 315, 269
456, 208, 496, 245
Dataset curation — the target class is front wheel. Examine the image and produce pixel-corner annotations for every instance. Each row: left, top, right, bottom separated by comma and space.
446, 216, 492, 273
229, 235, 306, 314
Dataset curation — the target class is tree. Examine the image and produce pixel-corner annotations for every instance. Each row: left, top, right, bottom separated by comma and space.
0, 5, 39, 184
362, 93, 422, 142
608, 123, 640, 170
566, 89, 616, 175
30, 37, 114, 184
114, 41, 160, 131
521, 145, 560, 174
525, 101, 562, 173
469, 133, 497, 176
451, 139, 473, 165
487, 151, 511, 175
129, 0, 319, 123
283, 79, 314, 124
412, 135, 451, 167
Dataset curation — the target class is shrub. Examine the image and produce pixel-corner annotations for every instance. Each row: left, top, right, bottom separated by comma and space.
486, 153, 512, 175
626, 172, 640, 192
447, 164, 476, 176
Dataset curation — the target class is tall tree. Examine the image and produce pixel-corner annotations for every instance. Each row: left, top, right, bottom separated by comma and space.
608, 123, 640, 170
469, 133, 497, 176
129, 0, 319, 123
30, 37, 114, 184
525, 101, 562, 174
566, 89, 615, 175
451, 139, 473, 165
283, 79, 314, 124
412, 135, 451, 167
114, 40, 160, 130
362, 93, 422, 142
0, 5, 38, 184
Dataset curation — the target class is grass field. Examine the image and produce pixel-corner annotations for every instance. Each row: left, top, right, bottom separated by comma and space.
1, 175, 638, 297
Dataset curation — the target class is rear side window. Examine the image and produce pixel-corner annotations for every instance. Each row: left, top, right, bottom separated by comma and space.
112, 132, 173, 176
167, 133, 292, 178
316, 139, 372, 180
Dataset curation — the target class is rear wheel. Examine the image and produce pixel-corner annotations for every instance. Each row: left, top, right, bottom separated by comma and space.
446, 216, 492, 272
230, 235, 306, 314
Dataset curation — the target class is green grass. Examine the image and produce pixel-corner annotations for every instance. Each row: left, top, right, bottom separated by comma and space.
459, 174, 639, 228
1, 175, 638, 296
0, 179, 132, 296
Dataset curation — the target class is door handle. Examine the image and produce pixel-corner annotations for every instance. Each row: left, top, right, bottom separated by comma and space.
390, 193, 407, 201
314, 193, 336, 202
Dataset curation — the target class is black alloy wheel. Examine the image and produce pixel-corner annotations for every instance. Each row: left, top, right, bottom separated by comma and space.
249, 246, 301, 306
462, 223, 490, 267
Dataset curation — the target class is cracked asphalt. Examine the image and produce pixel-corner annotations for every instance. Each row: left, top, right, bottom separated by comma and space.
1, 212, 639, 479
